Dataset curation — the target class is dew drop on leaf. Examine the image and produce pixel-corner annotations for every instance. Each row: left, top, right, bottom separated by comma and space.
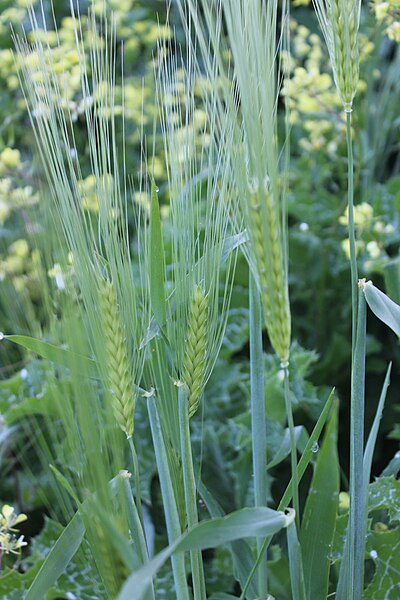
0, 332, 4, 341
311, 441, 319, 453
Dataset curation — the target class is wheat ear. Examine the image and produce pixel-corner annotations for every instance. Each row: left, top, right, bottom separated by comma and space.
332, 0, 359, 110
313, 0, 361, 111
248, 180, 291, 366
98, 277, 135, 437
183, 286, 208, 418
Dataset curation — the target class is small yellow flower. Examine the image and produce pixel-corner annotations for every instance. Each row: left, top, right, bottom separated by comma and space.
339, 203, 373, 230
0, 505, 28, 556
0, 148, 21, 172
0, 504, 27, 531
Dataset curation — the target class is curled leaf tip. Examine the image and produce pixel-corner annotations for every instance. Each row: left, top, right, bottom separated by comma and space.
358, 278, 368, 289
282, 507, 296, 527
142, 386, 155, 398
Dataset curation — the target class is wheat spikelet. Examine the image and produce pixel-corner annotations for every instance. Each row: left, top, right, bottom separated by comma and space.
183, 286, 208, 418
332, 0, 359, 110
98, 277, 135, 437
248, 179, 291, 365
314, 0, 361, 111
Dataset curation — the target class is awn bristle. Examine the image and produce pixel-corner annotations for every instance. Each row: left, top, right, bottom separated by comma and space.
183, 286, 208, 418
98, 277, 135, 437
248, 180, 291, 366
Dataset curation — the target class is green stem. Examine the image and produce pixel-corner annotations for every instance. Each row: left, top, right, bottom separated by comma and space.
128, 437, 144, 529
346, 110, 358, 355
178, 385, 206, 600
147, 397, 190, 600
121, 478, 155, 600
249, 272, 268, 597
348, 289, 366, 599
283, 364, 299, 529
240, 390, 335, 599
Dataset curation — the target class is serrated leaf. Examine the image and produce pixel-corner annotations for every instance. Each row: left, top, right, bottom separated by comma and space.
364, 528, 400, 599
368, 476, 400, 522
361, 281, 400, 337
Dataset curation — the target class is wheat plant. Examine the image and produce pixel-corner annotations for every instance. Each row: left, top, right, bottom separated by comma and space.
3, 1, 396, 598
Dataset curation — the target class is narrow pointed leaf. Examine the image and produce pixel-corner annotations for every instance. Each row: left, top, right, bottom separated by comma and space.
300, 402, 339, 600
149, 180, 167, 328
197, 479, 259, 599
287, 521, 306, 600
118, 507, 294, 600
279, 388, 335, 510
25, 512, 85, 600
361, 280, 400, 336
3, 335, 98, 377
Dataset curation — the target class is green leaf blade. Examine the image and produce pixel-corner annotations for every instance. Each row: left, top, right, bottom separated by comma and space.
361, 280, 400, 336
118, 507, 293, 600
25, 512, 85, 600
3, 335, 98, 378
300, 402, 339, 600
149, 180, 167, 328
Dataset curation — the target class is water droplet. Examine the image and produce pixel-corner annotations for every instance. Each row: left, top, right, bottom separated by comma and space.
155, 186, 160, 193
370, 550, 378, 560
311, 441, 319, 453
20, 368, 28, 380
0, 332, 4, 341
299, 222, 309, 232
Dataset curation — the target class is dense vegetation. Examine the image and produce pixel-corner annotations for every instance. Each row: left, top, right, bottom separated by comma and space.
0, 0, 399, 598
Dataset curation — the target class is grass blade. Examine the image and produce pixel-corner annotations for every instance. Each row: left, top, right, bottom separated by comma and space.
147, 396, 189, 599
337, 363, 391, 599
240, 388, 335, 598
197, 479, 260, 599
361, 280, 400, 336
300, 401, 339, 599
249, 272, 267, 597
149, 180, 167, 329
287, 520, 306, 600
279, 387, 335, 510
2, 334, 98, 377
178, 385, 206, 599
118, 507, 294, 600
347, 286, 367, 599
25, 511, 85, 600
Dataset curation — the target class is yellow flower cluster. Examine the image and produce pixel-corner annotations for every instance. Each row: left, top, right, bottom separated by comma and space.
371, 0, 400, 42
0, 504, 27, 557
339, 202, 395, 271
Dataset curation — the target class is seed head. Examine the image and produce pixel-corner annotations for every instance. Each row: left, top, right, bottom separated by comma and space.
98, 277, 135, 437
183, 286, 208, 418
